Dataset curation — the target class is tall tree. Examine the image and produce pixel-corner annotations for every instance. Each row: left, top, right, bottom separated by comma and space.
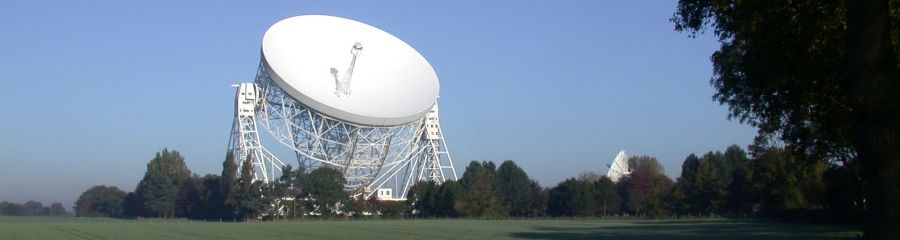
746, 134, 827, 213
435, 180, 463, 217
456, 161, 502, 218
406, 181, 438, 217
593, 176, 622, 217
235, 155, 262, 220
121, 192, 142, 217
676, 146, 753, 216
673, 1, 900, 238
221, 150, 239, 219
843, 1, 900, 238
724, 145, 753, 214
458, 161, 484, 190
197, 174, 225, 219
530, 180, 549, 217
674, 154, 703, 215
135, 149, 191, 218
495, 160, 534, 217
175, 175, 204, 218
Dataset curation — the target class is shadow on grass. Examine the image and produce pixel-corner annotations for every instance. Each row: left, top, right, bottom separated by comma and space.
509, 219, 859, 240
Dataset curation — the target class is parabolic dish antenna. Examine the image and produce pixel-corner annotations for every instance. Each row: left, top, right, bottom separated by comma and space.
606, 150, 630, 183
228, 15, 457, 200
262, 15, 440, 126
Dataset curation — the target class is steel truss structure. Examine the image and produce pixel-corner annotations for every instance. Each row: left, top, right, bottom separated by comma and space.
226, 62, 457, 198
228, 83, 286, 184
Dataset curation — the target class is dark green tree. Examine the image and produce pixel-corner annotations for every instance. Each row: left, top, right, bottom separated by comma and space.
235, 155, 262, 220
593, 176, 622, 217
674, 154, 702, 215
406, 181, 438, 217
530, 180, 549, 217
745, 134, 827, 213
138, 170, 177, 217
274, 165, 307, 219
673, 0, 900, 237
695, 152, 729, 214
74, 185, 126, 217
547, 178, 595, 217
305, 167, 347, 217
495, 160, 534, 217
175, 175, 204, 218
196, 174, 225, 219
221, 150, 239, 219
456, 161, 503, 218
134, 149, 191, 218
675, 146, 752, 216
377, 200, 406, 219
458, 161, 482, 189
121, 192, 141, 217
435, 180, 463, 217
724, 145, 753, 215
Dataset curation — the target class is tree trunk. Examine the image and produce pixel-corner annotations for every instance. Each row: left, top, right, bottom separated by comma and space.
844, 0, 900, 239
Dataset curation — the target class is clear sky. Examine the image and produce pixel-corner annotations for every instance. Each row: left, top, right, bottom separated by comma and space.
0, 1, 756, 209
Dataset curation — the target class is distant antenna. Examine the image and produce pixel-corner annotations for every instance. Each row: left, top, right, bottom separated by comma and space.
605, 150, 630, 182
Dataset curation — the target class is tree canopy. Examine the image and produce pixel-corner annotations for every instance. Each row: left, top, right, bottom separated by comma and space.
305, 167, 347, 217
495, 160, 535, 217
134, 149, 191, 218
673, 1, 900, 238
75, 185, 126, 217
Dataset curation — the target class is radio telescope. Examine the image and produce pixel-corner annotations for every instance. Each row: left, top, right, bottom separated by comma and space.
227, 15, 457, 199
605, 150, 630, 182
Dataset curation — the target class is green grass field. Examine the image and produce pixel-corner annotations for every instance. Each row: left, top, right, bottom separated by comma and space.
0, 216, 860, 240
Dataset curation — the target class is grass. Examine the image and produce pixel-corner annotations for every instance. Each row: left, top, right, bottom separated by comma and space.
0, 216, 860, 240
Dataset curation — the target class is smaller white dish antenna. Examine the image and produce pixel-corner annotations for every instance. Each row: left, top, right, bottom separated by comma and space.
606, 150, 630, 183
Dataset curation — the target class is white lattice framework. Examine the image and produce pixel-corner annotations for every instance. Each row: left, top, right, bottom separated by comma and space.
228, 62, 457, 197
365, 104, 458, 199
227, 83, 287, 184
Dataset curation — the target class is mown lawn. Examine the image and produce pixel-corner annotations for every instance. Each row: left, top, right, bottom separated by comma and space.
0, 216, 860, 240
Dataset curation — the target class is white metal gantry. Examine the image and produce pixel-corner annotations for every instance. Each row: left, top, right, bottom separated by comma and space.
227, 83, 287, 184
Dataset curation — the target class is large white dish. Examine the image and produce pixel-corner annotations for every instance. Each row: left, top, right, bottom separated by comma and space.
261, 15, 439, 126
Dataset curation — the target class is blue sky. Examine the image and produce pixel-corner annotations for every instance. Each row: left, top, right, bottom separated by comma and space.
0, 1, 756, 208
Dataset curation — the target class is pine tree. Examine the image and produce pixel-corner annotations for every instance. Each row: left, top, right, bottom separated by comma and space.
135, 149, 191, 218
496, 160, 534, 217
456, 163, 502, 219
221, 151, 239, 219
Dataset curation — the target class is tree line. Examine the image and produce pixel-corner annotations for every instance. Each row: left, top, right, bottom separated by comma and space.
0, 200, 69, 217
406, 139, 859, 221
74, 149, 352, 220
76, 137, 860, 222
